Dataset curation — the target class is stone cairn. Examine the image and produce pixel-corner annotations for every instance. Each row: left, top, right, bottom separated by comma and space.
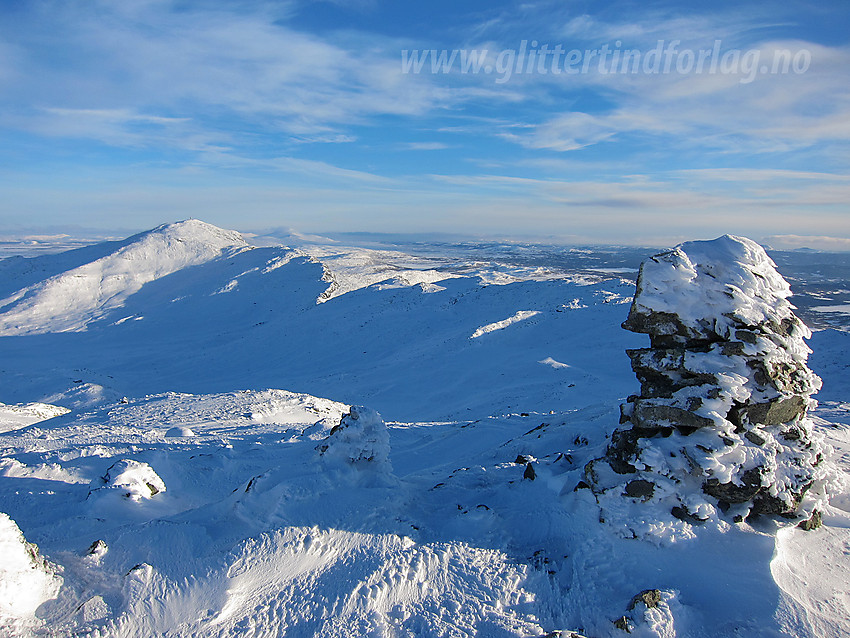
587, 235, 828, 527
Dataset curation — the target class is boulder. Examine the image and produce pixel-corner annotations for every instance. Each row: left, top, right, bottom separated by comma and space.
797, 510, 822, 531
624, 480, 655, 501
628, 589, 662, 610
88, 459, 166, 502
316, 406, 394, 482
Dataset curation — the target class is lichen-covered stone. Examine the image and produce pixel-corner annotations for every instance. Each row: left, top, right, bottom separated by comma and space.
797, 509, 822, 531
741, 396, 806, 426
631, 400, 716, 432
628, 589, 662, 610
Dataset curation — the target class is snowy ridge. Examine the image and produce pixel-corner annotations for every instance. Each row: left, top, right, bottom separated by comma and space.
303, 245, 458, 303
0, 220, 247, 335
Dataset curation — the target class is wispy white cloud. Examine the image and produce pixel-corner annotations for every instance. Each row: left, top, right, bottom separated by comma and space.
0, 0, 847, 243
0, 1, 460, 149
424, 167, 850, 240
12, 108, 222, 152
507, 38, 850, 155
175, 150, 392, 184
675, 168, 850, 182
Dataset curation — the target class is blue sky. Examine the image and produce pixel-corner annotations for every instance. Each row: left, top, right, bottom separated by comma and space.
0, 0, 848, 247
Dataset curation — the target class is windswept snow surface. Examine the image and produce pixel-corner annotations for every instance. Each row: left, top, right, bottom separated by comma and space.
0, 223, 848, 637
0, 402, 69, 433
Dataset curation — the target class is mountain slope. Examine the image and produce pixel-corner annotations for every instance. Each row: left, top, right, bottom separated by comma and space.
0, 220, 247, 335
0, 225, 641, 422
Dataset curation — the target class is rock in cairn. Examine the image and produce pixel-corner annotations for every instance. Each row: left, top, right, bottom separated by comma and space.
588, 235, 829, 530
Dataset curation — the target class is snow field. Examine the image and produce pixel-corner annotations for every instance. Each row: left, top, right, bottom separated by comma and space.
0, 223, 848, 636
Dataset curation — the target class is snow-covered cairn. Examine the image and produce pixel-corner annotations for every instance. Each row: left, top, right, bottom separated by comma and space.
589, 235, 829, 529
316, 406, 394, 483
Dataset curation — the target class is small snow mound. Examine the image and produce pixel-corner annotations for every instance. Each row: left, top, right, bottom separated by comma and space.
165, 426, 196, 438
44, 382, 119, 410
316, 406, 392, 475
83, 540, 108, 565
74, 595, 109, 623
0, 512, 61, 621
88, 460, 166, 502
619, 589, 680, 638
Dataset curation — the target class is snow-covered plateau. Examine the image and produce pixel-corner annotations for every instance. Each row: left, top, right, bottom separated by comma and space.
0, 220, 848, 637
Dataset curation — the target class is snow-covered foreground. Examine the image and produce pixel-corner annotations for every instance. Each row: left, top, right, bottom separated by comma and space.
0, 221, 849, 637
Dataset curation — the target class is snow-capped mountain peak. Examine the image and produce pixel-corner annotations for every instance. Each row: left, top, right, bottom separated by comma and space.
0, 220, 247, 335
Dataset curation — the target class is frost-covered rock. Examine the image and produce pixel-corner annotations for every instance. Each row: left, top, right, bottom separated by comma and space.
316, 406, 393, 478
88, 459, 166, 502
589, 235, 834, 533
614, 589, 680, 637
84, 540, 109, 565
0, 512, 61, 622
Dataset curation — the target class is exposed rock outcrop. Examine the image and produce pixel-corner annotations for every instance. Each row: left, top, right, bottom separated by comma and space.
588, 235, 832, 531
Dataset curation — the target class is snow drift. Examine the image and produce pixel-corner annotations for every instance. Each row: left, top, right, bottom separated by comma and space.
0, 513, 61, 623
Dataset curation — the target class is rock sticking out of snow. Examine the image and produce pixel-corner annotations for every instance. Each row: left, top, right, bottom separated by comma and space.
0, 512, 61, 622
316, 406, 393, 479
614, 589, 679, 637
588, 235, 834, 534
83, 540, 108, 565
88, 459, 166, 502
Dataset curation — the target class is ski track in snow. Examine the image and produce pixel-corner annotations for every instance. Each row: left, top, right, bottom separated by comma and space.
0, 222, 848, 637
